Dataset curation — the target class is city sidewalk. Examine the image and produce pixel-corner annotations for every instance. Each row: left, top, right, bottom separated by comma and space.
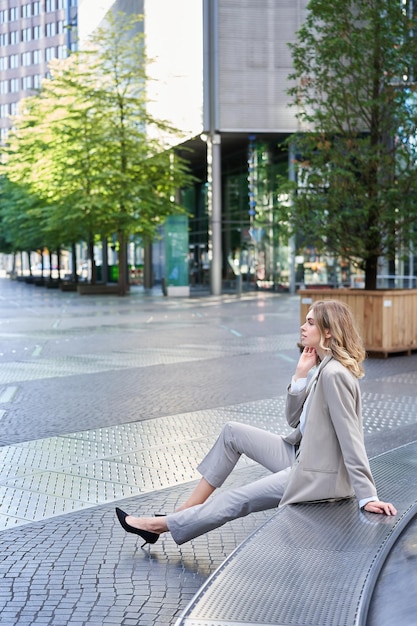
0, 276, 416, 625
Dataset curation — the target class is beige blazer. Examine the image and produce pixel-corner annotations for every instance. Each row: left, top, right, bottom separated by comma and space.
280, 355, 377, 507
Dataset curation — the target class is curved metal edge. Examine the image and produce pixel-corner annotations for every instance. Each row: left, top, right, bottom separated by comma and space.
356, 503, 417, 626
173, 515, 280, 626
175, 440, 417, 626
370, 438, 417, 459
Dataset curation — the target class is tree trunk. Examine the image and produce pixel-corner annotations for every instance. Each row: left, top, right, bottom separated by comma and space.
56, 247, 61, 281
364, 256, 378, 290
27, 251, 32, 276
144, 241, 153, 289
117, 230, 129, 296
101, 237, 108, 284
88, 238, 97, 284
71, 243, 78, 283
48, 251, 53, 280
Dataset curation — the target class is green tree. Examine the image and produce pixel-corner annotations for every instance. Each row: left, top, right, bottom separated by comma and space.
2, 11, 193, 294
0, 177, 48, 274
1, 93, 78, 279
278, 0, 417, 289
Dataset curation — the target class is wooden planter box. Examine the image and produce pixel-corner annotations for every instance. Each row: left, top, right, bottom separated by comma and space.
299, 289, 417, 357
77, 283, 121, 295
60, 281, 78, 292
45, 279, 60, 289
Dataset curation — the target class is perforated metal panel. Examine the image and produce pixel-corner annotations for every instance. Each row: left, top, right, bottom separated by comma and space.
0, 401, 289, 530
176, 442, 417, 626
216, 0, 310, 132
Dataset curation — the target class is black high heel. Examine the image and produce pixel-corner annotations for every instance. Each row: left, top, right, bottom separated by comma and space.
115, 507, 159, 548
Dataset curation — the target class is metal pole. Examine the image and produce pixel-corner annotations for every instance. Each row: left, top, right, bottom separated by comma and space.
204, 0, 222, 295
210, 133, 222, 295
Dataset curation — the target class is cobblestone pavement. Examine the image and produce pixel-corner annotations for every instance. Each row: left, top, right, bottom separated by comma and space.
0, 276, 417, 625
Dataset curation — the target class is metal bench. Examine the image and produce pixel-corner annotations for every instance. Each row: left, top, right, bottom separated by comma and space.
175, 441, 417, 626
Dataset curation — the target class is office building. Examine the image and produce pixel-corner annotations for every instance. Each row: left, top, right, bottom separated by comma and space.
0, 0, 78, 143
1, 0, 314, 292
146, 0, 310, 292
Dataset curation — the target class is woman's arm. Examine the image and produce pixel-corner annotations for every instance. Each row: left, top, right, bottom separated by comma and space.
294, 346, 318, 381
321, 369, 376, 498
322, 369, 396, 515
285, 347, 318, 428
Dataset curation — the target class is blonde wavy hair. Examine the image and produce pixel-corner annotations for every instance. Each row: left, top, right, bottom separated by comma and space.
310, 300, 366, 378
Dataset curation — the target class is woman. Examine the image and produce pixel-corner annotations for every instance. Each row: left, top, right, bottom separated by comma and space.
115, 300, 397, 547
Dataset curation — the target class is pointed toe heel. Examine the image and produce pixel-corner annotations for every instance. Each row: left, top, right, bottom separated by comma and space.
115, 507, 159, 548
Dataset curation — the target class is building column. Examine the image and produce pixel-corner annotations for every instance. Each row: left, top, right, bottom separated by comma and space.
204, 0, 222, 295
207, 132, 222, 295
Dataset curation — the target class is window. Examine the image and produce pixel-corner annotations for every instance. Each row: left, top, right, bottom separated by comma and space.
10, 54, 19, 68
45, 22, 56, 37
22, 4, 32, 18
33, 74, 42, 89
10, 102, 18, 115
0, 104, 9, 118
45, 46, 56, 61
46, 0, 55, 12
10, 30, 19, 44
22, 27, 32, 42
22, 75, 33, 90
33, 49, 42, 64
0, 56, 8, 71
57, 45, 67, 59
57, 20, 64, 33
10, 7, 19, 20
0, 9, 8, 23
33, 25, 41, 39
0, 33, 7, 46
22, 51, 32, 66
57, 0, 67, 8
10, 78, 19, 93
33, 2, 41, 16
0, 81, 8, 94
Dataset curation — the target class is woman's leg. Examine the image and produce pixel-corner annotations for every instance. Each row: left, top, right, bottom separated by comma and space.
124, 466, 292, 543
167, 466, 293, 544
121, 424, 296, 539
175, 421, 293, 511
196, 421, 294, 488
175, 421, 294, 511
176, 478, 215, 511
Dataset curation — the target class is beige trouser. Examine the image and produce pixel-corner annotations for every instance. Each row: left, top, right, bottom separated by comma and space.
166, 421, 296, 544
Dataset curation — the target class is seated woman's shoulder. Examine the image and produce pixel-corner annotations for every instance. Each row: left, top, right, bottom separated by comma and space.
322, 358, 357, 382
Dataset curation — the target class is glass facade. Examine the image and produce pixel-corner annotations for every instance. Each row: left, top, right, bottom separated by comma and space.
181, 132, 377, 292
183, 135, 292, 291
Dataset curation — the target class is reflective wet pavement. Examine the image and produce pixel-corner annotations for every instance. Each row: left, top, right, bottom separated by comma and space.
0, 276, 416, 625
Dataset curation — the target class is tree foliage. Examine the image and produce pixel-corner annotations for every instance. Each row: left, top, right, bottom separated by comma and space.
1, 11, 193, 293
278, 0, 417, 289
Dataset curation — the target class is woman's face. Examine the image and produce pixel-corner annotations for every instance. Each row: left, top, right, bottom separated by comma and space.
300, 308, 326, 351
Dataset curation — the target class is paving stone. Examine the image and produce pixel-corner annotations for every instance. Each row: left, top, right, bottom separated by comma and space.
1, 278, 417, 625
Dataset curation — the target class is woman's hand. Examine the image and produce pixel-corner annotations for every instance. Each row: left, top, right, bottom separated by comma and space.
363, 500, 397, 516
294, 346, 318, 381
